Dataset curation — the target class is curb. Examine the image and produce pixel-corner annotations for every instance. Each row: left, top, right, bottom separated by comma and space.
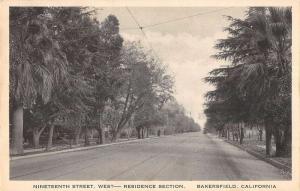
223, 139, 291, 173
10, 136, 160, 161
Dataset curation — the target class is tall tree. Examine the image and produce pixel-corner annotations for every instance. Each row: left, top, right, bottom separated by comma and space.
10, 8, 68, 154
109, 41, 174, 140
206, 7, 292, 156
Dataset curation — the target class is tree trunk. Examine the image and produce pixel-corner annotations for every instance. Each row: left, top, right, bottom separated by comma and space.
33, 130, 40, 149
90, 129, 94, 139
74, 125, 82, 145
141, 127, 144, 139
97, 128, 104, 144
273, 126, 291, 157
46, 124, 55, 151
32, 125, 46, 149
239, 125, 244, 145
137, 127, 141, 139
111, 128, 119, 142
146, 127, 149, 138
127, 128, 130, 140
227, 128, 230, 140
97, 112, 105, 144
236, 123, 241, 142
274, 128, 284, 157
259, 127, 263, 141
84, 126, 90, 146
11, 105, 24, 155
283, 126, 291, 156
265, 121, 272, 156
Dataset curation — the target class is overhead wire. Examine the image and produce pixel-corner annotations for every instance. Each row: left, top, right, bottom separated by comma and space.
124, 7, 234, 117
143, 7, 233, 29
122, 7, 233, 31
125, 7, 160, 59
125, 7, 144, 30
124, 7, 234, 61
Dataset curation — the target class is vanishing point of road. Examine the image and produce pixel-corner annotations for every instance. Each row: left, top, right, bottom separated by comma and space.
10, 132, 287, 180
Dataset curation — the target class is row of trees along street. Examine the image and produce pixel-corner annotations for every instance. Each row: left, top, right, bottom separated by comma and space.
9, 7, 200, 155
204, 7, 291, 157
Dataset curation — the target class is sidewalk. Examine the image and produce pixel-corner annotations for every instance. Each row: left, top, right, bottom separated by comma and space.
10, 136, 160, 161
207, 133, 291, 178
22, 137, 138, 155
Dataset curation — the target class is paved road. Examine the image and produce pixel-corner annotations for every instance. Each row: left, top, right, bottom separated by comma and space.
10, 132, 287, 180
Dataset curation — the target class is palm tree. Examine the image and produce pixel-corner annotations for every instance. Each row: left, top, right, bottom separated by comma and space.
210, 7, 291, 156
10, 8, 68, 154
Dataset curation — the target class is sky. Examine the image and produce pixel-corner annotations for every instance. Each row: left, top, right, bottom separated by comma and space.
96, 7, 247, 128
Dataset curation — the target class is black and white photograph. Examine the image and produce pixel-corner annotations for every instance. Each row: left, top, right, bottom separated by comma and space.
4, 3, 295, 185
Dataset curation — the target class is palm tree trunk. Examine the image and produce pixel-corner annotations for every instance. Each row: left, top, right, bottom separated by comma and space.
11, 105, 24, 155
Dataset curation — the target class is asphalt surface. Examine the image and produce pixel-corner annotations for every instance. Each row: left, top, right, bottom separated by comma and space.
10, 132, 287, 180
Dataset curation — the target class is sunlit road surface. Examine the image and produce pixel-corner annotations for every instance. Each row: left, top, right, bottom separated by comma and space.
10, 132, 287, 180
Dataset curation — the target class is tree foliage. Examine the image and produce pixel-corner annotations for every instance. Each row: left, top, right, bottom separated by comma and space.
9, 7, 197, 154
205, 7, 291, 156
